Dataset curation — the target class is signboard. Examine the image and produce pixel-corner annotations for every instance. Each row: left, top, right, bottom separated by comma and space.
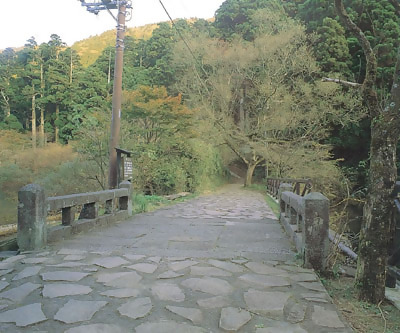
123, 158, 133, 180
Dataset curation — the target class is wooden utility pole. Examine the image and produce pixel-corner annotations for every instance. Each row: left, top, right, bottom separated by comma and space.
108, 1, 127, 189
79, 0, 132, 189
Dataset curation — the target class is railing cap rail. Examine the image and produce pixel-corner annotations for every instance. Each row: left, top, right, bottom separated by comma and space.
47, 188, 128, 211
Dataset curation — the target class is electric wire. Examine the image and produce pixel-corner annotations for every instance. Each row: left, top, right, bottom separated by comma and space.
158, 0, 211, 95
157, 0, 239, 142
158, 0, 198, 65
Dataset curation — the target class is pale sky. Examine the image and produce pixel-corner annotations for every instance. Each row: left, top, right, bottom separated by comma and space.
0, 0, 225, 50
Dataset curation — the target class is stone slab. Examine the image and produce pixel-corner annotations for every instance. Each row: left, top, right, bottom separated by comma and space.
0, 282, 41, 302
125, 263, 158, 274
54, 300, 107, 324
197, 296, 230, 309
12, 266, 42, 281
58, 249, 87, 255
219, 307, 251, 331
290, 273, 318, 282
386, 287, 400, 310
158, 271, 185, 279
190, 266, 232, 277
244, 289, 291, 316
0, 281, 9, 292
118, 297, 152, 319
181, 277, 233, 296
169, 260, 199, 271
42, 283, 92, 298
22, 257, 48, 264
312, 305, 345, 328
0, 269, 13, 277
0, 262, 13, 270
286, 303, 307, 323
208, 259, 244, 273
152, 283, 185, 302
148, 256, 161, 263
135, 320, 207, 333
64, 255, 86, 261
92, 257, 129, 269
48, 262, 89, 268
0, 303, 46, 327
100, 288, 140, 298
239, 274, 290, 288
65, 324, 125, 333
123, 254, 146, 261
166, 305, 203, 324
2, 255, 26, 264
41, 271, 89, 282
245, 262, 287, 275
97, 272, 142, 288
256, 324, 308, 333
299, 282, 326, 292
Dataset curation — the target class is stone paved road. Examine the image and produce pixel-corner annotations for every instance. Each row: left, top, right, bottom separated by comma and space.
0, 185, 352, 332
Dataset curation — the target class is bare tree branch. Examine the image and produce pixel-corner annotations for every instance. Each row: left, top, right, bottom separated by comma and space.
322, 77, 362, 88
334, 0, 378, 102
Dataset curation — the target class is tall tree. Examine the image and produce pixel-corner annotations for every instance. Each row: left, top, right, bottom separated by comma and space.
174, 6, 360, 186
335, 0, 400, 304
0, 48, 17, 120
20, 37, 42, 148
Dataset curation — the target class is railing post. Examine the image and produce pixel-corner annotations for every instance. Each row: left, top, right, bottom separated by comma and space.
278, 183, 292, 202
119, 180, 132, 216
17, 184, 47, 251
302, 192, 329, 272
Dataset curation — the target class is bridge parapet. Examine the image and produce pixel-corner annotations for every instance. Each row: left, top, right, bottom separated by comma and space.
279, 184, 329, 273
17, 181, 132, 252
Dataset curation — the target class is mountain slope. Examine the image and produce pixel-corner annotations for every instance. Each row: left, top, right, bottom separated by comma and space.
72, 23, 159, 67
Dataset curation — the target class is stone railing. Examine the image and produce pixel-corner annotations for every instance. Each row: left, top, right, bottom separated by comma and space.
278, 183, 329, 272
17, 181, 132, 252
267, 177, 312, 199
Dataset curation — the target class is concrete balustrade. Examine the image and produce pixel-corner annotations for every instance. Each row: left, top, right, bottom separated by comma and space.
17, 182, 132, 251
279, 184, 329, 272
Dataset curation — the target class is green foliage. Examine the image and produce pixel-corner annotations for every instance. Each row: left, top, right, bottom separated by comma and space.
214, 0, 276, 41
314, 17, 352, 75
0, 115, 23, 131
132, 193, 168, 214
119, 85, 225, 195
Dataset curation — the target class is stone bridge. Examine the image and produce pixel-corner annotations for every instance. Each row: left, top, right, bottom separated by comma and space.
0, 184, 351, 332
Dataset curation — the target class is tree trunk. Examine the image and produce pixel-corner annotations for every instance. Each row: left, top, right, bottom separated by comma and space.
335, 0, 400, 303
244, 162, 257, 187
108, 50, 112, 84
70, 50, 73, 84
31, 85, 37, 149
239, 88, 245, 131
0, 90, 10, 118
39, 63, 45, 147
356, 129, 397, 302
356, 49, 400, 303
55, 104, 59, 143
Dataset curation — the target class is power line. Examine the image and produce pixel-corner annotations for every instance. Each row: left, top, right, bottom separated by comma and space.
158, 0, 212, 98
158, 0, 198, 63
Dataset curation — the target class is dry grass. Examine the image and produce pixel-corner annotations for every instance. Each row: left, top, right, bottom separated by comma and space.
324, 276, 400, 333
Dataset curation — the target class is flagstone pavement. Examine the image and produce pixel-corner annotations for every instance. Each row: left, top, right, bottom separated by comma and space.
0, 185, 352, 332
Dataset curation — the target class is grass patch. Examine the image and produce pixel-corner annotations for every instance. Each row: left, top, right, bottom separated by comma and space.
132, 193, 168, 214
265, 194, 280, 218
132, 192, 197, 214
323, 276, 400, 332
